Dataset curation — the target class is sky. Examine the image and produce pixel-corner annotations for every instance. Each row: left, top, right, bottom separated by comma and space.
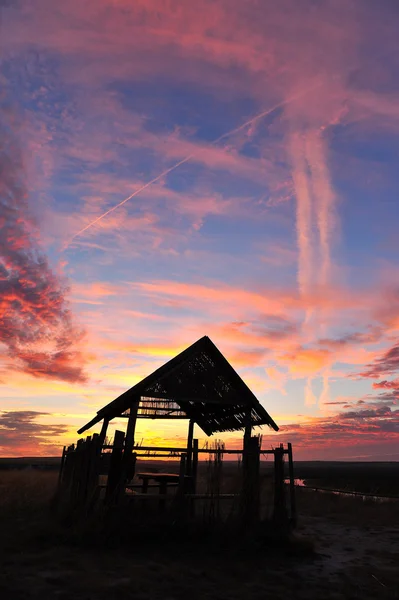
1, 0, 399, 460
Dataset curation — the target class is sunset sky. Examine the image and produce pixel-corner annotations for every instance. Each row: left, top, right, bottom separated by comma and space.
1, 0, 399, 460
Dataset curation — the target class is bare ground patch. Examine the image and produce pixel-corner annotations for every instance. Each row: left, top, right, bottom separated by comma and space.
1, 471, 398, 599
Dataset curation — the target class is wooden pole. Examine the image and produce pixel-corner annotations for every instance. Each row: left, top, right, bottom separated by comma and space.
58, 446, 66, 486
123, 399, 139, 482
241, 435, 260, 524
98, 416, 110, 447
105, 430, 125, 505
51, 445, 67, 511
186, 419, 194, 476
192, 439, 199, 493
125, 399, 139, 451
63, 445, 74, 489
178, 453, 187, 493
241, 407, 253, 521
71, 438, 84, 508
85, 433, 101, 513
287, 442, 296, 527
273, 446, 287, 525
243, 407, 252, 450
190, 439, 199, 517
77, 436, 92, 509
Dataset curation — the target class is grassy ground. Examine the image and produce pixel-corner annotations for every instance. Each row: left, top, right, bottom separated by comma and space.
1, 470, 399, 599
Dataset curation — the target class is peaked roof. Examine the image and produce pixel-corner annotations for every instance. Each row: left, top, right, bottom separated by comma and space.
78, 336, 279, 436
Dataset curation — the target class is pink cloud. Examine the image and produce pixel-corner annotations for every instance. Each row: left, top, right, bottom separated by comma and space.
0, 102, 87, 383
373, 379, 399, 390
360, 343, 399, 379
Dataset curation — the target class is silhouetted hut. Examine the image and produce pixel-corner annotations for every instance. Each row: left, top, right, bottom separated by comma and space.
58, 337, 297, 527
78, 335, 279, 457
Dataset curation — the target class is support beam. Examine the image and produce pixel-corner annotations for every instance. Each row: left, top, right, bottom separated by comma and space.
186, 419, 194, 476
240, 435, 260, 524
243, 407, 252, 455
103, 444, 286, 454
105, 430, 125, 505
125, 400, 139, 451
273, 445, 287, 524
192, 439, 199, 494
123, 399, 140, 482
98, 416, 110, 447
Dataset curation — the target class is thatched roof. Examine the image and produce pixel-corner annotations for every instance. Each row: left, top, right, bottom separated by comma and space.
78, 336, 278, 436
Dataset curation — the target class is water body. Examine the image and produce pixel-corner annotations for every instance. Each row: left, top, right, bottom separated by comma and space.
285, 479, 399, 503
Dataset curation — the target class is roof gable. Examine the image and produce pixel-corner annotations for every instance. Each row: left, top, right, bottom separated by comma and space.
78, 336, 278, 436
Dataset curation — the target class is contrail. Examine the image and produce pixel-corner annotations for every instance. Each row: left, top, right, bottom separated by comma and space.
63, 155, 195, 248
65, 82, 321, 248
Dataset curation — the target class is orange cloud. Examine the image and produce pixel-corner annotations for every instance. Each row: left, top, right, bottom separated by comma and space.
281, 347, 332, 377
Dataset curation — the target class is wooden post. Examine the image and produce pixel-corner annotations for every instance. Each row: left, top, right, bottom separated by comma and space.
287, 442, 296, 527
98, 416, 110, 447
58, 446, 66, 486
85, 433, 101, 513
190, 439, 199, 517
178, 453, 187, 494
105, 430, 125, 505
243, 407, 252, 451
123, 399, 139, 482
51, 445, 67, 511
125, 400, 139, 451
241, 435, 260, 524
241, 408, 254, 521
63, 445, 74, 489
71, 438, 84, 508
273, 446, 287, 525
192, 439, 199, 493
186, 419, 194, 476
62, 444, 76, 509
78, 436, 92, 509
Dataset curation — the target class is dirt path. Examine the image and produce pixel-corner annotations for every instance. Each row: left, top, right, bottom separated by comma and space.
295, 515, 399, 597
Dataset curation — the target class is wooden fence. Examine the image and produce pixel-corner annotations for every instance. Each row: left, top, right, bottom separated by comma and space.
55, 433, 296, 527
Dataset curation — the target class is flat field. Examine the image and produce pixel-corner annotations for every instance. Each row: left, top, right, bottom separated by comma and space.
0, 463, 398, 599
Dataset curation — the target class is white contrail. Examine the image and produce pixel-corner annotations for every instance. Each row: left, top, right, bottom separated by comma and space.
63, 155, 194, 248
65, 82, 322, 248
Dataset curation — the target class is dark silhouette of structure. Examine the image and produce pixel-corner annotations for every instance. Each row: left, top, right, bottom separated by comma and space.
78, 335, 279, 442
57, 336, 296, 528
